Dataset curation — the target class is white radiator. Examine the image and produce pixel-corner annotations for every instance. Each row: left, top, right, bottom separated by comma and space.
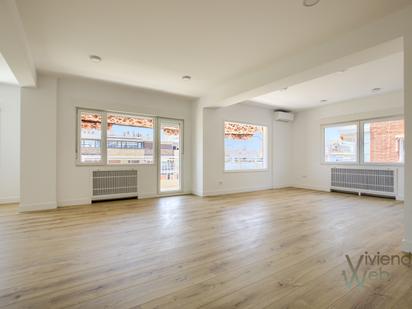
331, 167, 396, 197
92, 170, 138, 201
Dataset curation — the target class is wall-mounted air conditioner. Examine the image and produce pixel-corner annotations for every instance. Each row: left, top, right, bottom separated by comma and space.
274, 111, 294, 122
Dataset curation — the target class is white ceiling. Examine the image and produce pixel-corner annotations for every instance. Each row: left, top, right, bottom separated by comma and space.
15, 0, 410, 97
252, 52, 404, 110
0, 53, 18, 85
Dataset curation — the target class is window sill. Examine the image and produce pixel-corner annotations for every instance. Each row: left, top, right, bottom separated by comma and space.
321, 162, 359, 166
224, 168, 269, 173
76, 162, 156, 167
321, 162, 403, 168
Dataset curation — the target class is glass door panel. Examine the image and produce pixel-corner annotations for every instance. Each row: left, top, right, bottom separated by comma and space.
159, 119, 182, 193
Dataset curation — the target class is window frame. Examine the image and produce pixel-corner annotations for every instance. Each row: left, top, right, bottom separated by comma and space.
321, 115, 404, 166
321, 121, 359, 165
76, 108, 106, 166
76, 107, 157, 166
223, 120, 269, 173
157, 117, 184, 195
360, 115, 404, 166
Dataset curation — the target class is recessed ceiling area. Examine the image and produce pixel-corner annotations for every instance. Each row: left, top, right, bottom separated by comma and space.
251, 52, 403, 111
15, 0, 410, 97
0, 53, 18, 85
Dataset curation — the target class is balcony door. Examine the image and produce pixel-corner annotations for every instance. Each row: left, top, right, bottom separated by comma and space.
158, 118, 183, 193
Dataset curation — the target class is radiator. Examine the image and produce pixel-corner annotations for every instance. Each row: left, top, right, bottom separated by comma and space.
92, 170, 138, 201
331, 167, 396, 197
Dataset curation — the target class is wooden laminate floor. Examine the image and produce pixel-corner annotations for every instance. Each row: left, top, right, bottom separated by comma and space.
0, 188, 411, 309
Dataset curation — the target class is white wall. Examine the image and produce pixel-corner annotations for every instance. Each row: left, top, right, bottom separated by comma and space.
291, 90, 404, 200
203, 104, 273, 195
273, 120, 293, 188
57, 75, 194, 206
17, 74, 406, 210
20, 76, 57, 211
0, 83, 20, 203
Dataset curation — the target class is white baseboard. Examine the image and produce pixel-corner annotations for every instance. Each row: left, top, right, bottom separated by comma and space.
203, 185, 273, 197
139, 191, 192, 199
272, 184, 293, 189
401, 239, 412, 253
58, 198, 91, 207
138, 192, 159, 199
192, 190, 204, 197
292, 184, 330, 192
18, 201, 57, 212
396, 195, 404, 201
0, 196, 20, 204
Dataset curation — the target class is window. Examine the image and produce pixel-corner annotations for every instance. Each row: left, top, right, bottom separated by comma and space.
323, 124, 358, 163
322, 116, 404, 165
224, 121, 267, 171
363, 118, 404, 164
79, 111, 103, 163
107, 113, 154, 164
77, 109, 155, 165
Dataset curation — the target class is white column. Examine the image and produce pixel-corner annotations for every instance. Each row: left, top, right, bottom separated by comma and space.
0, 84, 20, 204
20, 75, 58, 212
191, 102, 204, 196
402, 31, 412, 252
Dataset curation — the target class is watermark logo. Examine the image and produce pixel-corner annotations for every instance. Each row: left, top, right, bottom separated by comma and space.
342, 252, 411, 288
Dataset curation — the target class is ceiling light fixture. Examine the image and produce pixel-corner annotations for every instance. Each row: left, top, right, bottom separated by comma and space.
303, 0, 320, 7
372, 87, 382, 93
182, 75, 192, 81
89, 55, 102, 63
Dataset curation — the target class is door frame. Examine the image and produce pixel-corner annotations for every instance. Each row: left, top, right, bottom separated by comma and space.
157, 117, 184, 195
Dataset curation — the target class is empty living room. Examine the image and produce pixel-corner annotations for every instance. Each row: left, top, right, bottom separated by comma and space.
1, 0, 412, 308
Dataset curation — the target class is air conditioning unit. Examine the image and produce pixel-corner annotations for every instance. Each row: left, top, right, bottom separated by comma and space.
274, 111, 294, 122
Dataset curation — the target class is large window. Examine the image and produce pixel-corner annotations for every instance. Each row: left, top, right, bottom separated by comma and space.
77, 109, 154, 165
324, 124, 358, 163
322, 116, 404, 165
224, 121, 267, 171
107, 113, 154, 164
363, 118, 404, 164
79, 111, 103, 163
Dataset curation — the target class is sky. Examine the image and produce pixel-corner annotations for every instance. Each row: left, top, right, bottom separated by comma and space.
225, 132, 264, 156
324, 125, 357, 143
108, 124, 153, 140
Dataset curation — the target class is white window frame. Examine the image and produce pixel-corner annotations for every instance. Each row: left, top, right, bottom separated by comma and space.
321, 121, 359, 165
321, 115, 404, 166
157, 118, 184, 195
360, 115, 404, 166
223, 120, 269, 173
76, 108, 106, 166
76, 107, 156, 166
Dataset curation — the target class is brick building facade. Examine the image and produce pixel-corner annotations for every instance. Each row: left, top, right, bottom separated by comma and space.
369, 120, 404, 163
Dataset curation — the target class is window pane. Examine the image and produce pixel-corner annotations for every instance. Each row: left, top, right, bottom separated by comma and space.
324, 124, 357, 163
224, 121, 267, 171
159, 121, 181, 192
80, 111, 102, 163
107, 113, 154, 164
363, 119, 404, 163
